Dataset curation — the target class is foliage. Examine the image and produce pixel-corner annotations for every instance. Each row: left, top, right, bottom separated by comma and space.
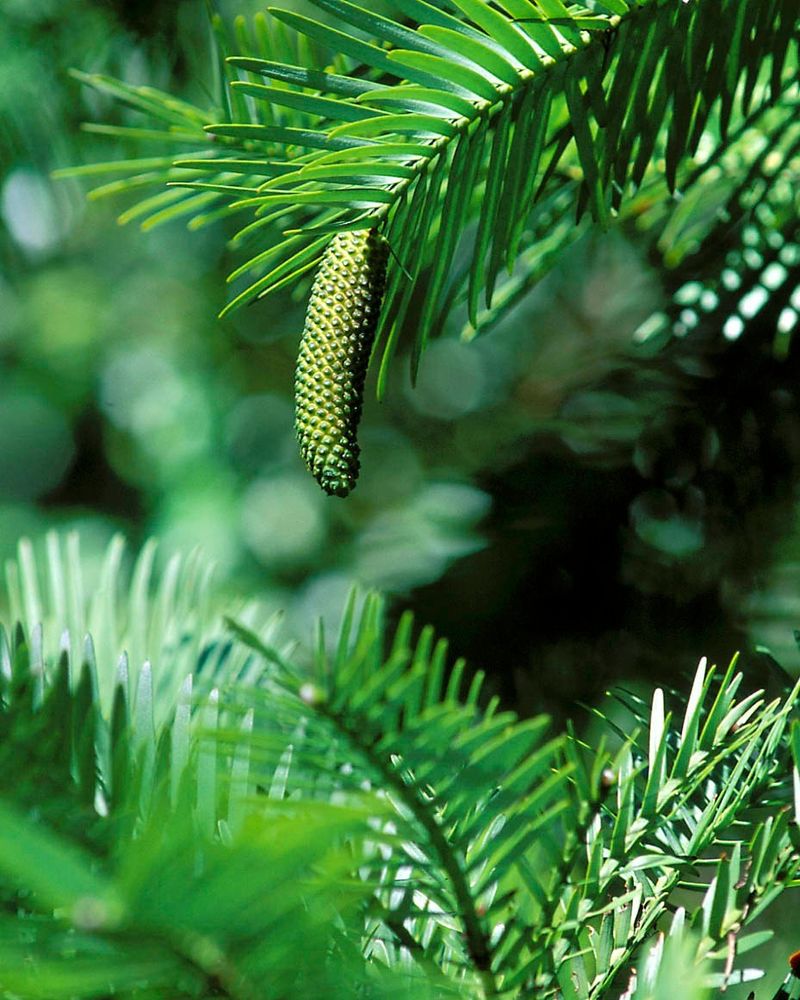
0, 1, 497, 606
471, 79, 800, 343
61, 0, 799, 391
0, 533, 798, 998
4, 2, 797, 611
5, 5, 800, 994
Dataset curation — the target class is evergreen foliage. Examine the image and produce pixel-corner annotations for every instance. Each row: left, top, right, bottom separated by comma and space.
58, 1, 800, 389
465, 79, 800, 343
30, 4, 800, 994
0, 533, 798, 998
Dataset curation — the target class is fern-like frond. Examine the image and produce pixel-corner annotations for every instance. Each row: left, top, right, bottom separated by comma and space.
53, 13, 325, 235
567, 658, 800, 999
0, 532, 289, 845
229, 600, 800, 998
458, 81, 800, 342
467, 80, 800, 357
637, 87, 800, 352
63, 2, 800, 392
2, 538, 798, 998
3, 531, 283, 717
228, 595, 572, 995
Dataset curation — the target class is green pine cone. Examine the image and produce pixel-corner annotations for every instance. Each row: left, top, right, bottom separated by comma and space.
295, 228, 389, 498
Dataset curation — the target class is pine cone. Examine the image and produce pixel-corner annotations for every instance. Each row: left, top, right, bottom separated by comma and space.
294, 229, 389, 497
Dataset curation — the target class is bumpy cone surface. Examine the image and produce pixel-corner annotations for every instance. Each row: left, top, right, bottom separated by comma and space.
295, 228, 389, 497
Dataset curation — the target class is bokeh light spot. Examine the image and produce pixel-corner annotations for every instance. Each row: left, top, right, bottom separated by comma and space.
408, 339, 486, 419
241, 474, 326, 567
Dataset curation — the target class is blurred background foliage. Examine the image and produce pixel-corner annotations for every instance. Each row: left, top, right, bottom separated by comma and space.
1, 0, 800, 716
